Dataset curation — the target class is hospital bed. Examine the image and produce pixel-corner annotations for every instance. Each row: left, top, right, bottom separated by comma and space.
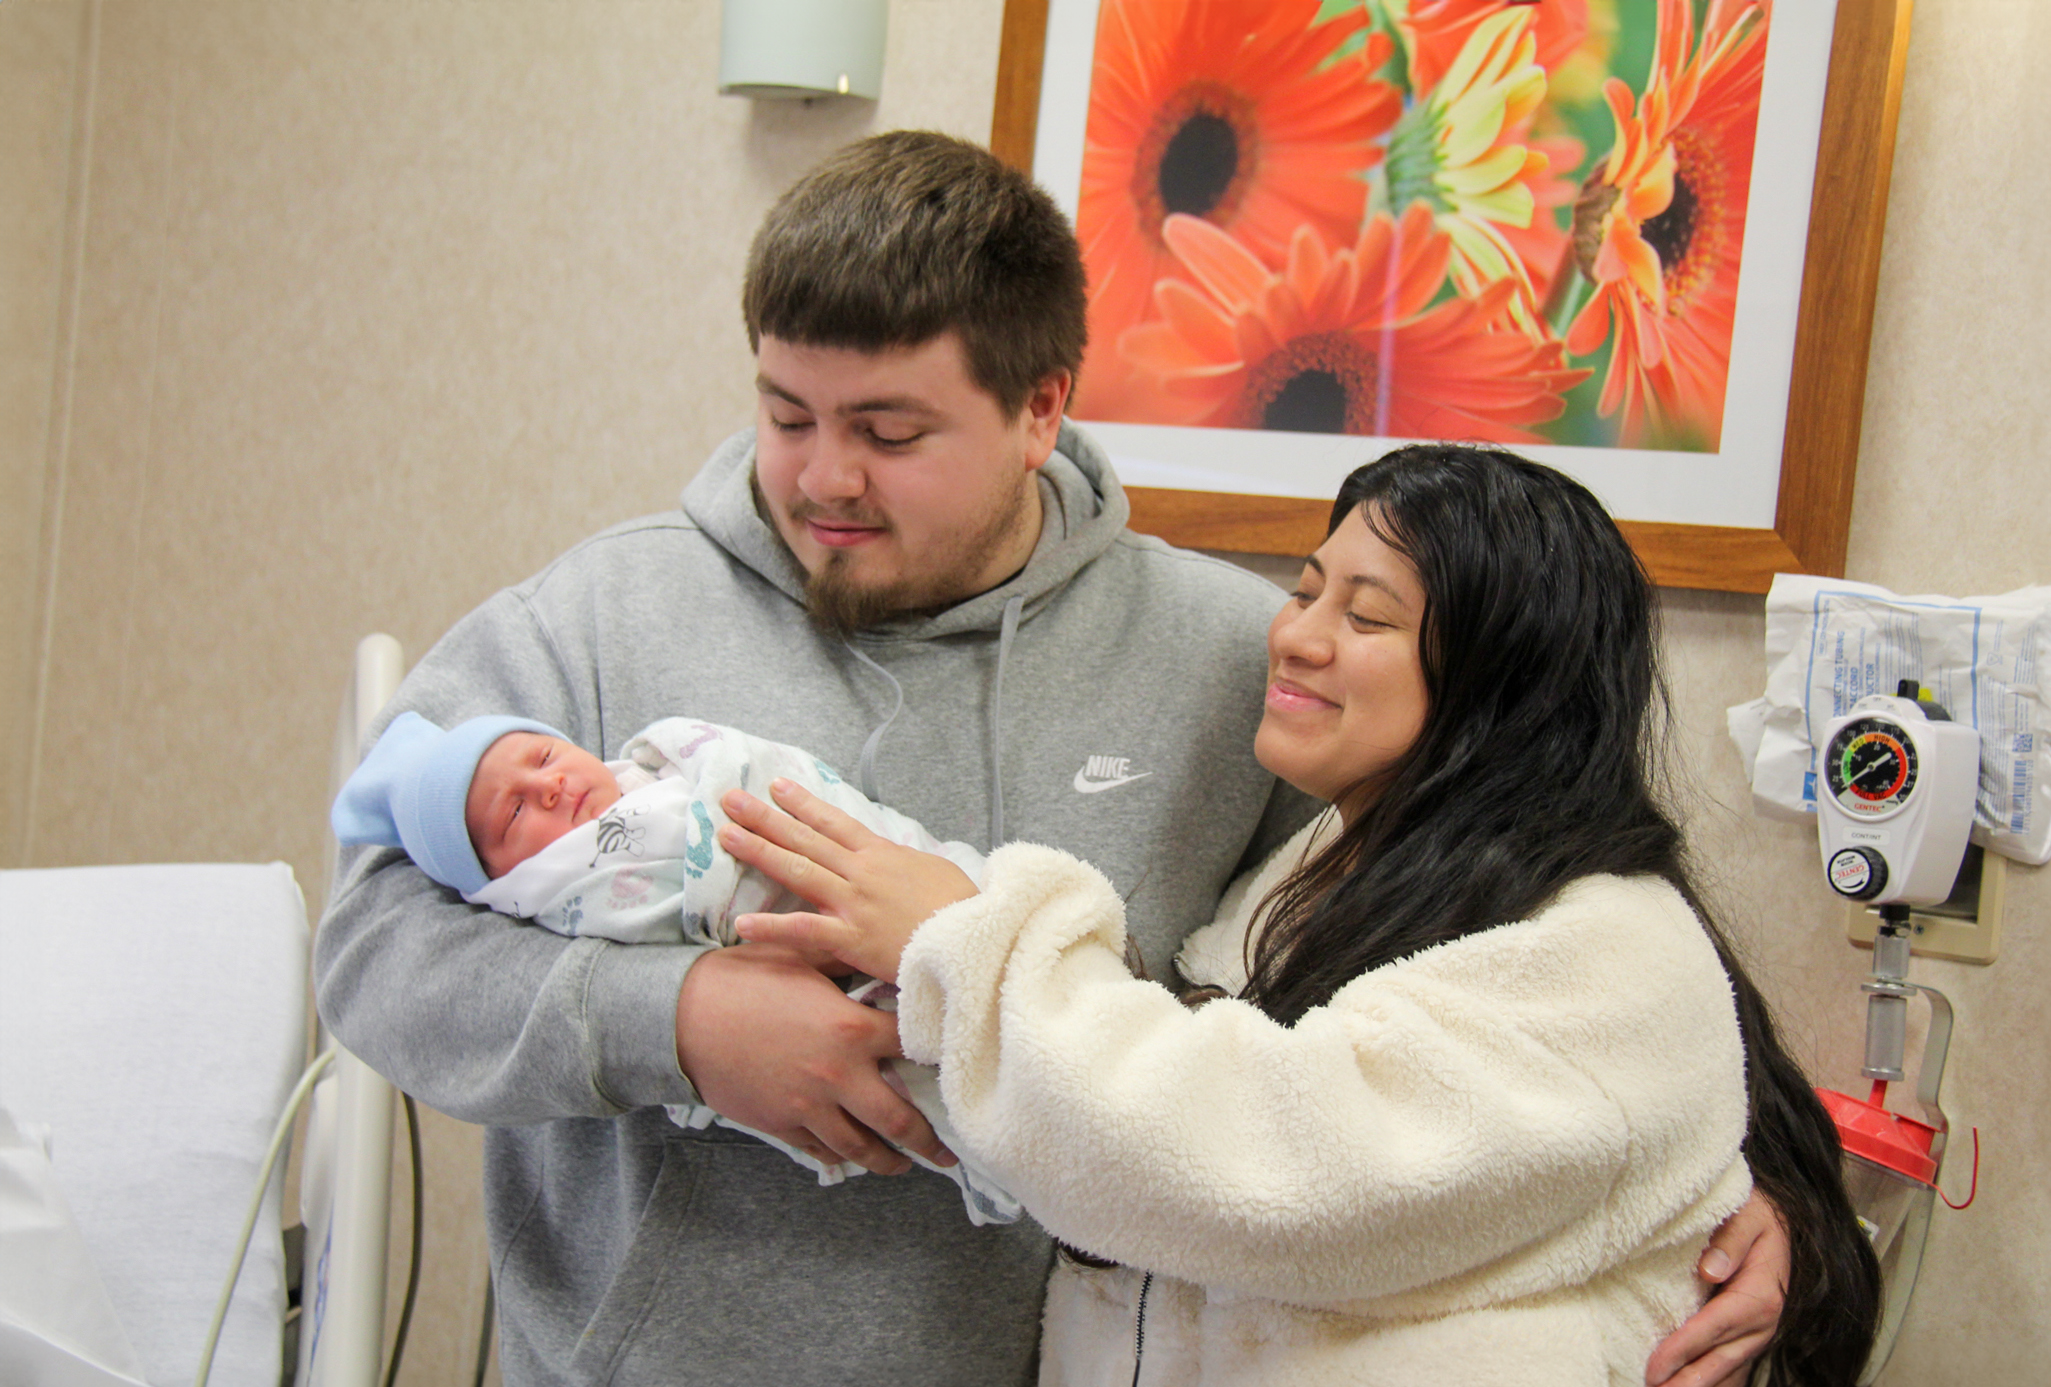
0, 637, 406, 1386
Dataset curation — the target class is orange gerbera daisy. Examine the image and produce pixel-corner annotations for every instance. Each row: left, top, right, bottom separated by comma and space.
1113, 203, 1586, 441
1566, 0, 1768, 448
1074, 0, 1400, 416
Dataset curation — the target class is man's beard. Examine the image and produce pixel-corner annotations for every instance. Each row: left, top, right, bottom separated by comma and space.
796, 480, 1034, 635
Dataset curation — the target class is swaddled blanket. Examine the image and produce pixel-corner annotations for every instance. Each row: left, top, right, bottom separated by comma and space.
461, 717, 1018, 1225
466, 716, 985, 940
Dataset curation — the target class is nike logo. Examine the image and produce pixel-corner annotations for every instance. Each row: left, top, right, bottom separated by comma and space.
1074, 755, 1153, 794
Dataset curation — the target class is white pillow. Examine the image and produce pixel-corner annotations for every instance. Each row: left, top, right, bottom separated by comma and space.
0, 864, 309, 1387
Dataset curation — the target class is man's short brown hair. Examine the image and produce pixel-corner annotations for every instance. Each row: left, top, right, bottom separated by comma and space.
742, 130, 1087, 415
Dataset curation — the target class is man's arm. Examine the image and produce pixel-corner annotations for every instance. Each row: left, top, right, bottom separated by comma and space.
314, 590, 702, 1123
320, 838, 704, 1122
674, 945, 945, 1171
313, 586, 940, 1163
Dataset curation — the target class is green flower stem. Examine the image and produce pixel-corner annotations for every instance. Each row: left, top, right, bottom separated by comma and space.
1551, 270, 1593, 347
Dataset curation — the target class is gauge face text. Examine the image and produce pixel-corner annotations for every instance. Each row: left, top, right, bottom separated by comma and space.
1824, 717, 1918, 816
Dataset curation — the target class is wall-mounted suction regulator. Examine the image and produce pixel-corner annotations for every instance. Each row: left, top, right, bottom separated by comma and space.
1815, 687, 1980, 906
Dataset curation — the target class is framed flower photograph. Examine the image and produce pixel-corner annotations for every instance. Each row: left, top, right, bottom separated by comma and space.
992, 0, 1914, 591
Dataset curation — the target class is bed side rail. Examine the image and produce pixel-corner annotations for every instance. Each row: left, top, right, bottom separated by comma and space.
296, 634, 403, 1387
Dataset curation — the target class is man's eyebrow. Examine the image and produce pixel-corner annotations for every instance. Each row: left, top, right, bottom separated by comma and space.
755, 375, 805, 408
1304, 554, 1410, 606
842, 395, 941, 417
754, 374, 940, 419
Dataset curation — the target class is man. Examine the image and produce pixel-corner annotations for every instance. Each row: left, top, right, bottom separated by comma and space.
316, 131, 1780, 1386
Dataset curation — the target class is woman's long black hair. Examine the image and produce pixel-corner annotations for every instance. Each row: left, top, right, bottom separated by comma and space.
1243, 443, 1880, 1386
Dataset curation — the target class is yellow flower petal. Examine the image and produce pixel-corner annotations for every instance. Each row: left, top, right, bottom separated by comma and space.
1625, 145, 1676, 221
1437, 8, 1530, 99
1439, 144, 1532, 198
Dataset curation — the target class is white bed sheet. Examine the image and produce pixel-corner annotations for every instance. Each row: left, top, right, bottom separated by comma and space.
0, 863, 309, 1387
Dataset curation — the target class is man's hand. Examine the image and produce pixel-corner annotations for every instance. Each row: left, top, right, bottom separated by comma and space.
1646, 1189, 1789, 1387
673, 943, 952, 1173
720, 779, 980, 982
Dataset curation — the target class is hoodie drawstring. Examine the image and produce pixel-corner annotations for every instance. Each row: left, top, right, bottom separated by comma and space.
988, 594, 1023, 850
846, 642, 904, 806
843, 590, 1024, 854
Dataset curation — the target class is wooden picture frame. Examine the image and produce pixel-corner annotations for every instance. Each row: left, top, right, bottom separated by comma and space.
992, 0, 1914, 593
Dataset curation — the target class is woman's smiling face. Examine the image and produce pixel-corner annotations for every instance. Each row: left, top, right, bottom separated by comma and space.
1255, 506, 1430, 816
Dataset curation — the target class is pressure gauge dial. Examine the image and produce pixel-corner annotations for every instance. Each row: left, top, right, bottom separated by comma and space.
1815, 693, 1979, 909
1824, 717, 1919, 817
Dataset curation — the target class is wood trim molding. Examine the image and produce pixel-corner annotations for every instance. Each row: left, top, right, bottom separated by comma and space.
1127, 489, 1800, 593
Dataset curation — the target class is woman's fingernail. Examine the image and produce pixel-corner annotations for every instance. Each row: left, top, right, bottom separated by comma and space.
1700, 1247, 1733, 1280
771, 777, 794, 795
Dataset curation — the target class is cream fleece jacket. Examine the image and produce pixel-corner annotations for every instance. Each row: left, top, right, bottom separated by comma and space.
896, 823, 1752, 1385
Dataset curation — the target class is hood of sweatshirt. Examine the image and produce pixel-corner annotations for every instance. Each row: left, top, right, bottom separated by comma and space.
680, 418, 1136, 844
679, 419, 1133, 643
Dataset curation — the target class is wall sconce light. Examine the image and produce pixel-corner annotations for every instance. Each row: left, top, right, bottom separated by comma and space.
719, 0, 888, 100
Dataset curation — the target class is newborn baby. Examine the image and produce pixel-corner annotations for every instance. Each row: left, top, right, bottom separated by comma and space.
332, 711, 1016, 1225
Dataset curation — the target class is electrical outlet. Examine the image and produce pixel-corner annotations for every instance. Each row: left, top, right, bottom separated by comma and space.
1847, 843, 2006, 964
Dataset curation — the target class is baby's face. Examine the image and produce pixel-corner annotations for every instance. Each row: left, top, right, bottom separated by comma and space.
465, 732, 622, 879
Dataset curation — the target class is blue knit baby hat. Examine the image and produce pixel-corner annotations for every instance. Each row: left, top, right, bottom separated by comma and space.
331, 711, 568, 895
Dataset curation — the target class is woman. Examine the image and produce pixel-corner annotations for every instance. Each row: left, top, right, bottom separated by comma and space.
724, 445, 1879, 1385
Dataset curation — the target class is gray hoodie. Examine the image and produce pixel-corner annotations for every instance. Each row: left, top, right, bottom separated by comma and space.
314, 422, 1316, 1385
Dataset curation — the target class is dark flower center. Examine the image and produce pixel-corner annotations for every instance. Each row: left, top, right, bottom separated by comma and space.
1571, 129, 1730, 310
1241, 333, 1379, 435
1263, 370, 1348, 433
1158, 112, 1239, 218
1135, 82, 1257, 238
1658, 129, 1728, 306
1639, 173, 1698, 273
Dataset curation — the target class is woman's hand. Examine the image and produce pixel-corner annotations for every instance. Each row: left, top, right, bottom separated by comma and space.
1644, 1188, 1788, 1386
719, 778, 979, 982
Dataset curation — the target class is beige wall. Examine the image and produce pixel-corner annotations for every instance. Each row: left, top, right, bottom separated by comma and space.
1679, 2, 2051, 1376
1, 0, 86, 866
4, 0, 2045, 1382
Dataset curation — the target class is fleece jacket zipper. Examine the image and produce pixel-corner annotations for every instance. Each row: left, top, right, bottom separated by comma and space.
1130, 1270, 1155, 1386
